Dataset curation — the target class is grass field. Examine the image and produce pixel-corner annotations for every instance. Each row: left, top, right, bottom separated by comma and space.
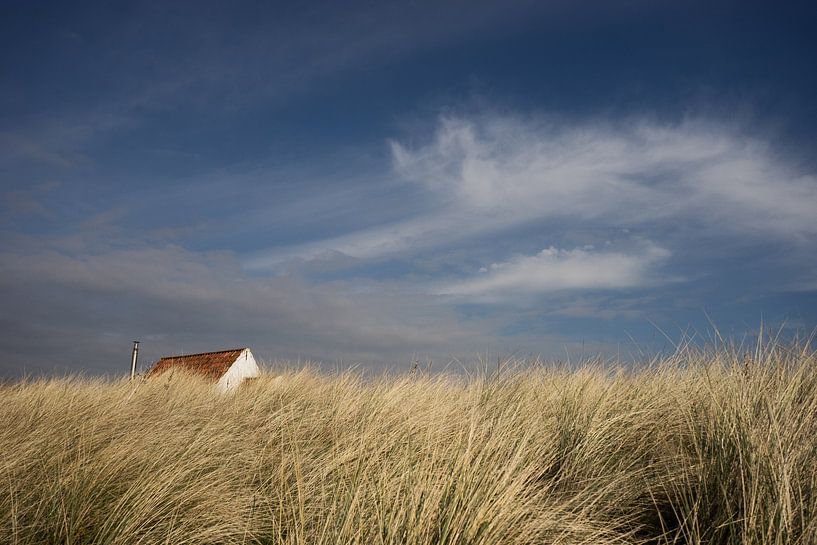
2, 342, 816, 544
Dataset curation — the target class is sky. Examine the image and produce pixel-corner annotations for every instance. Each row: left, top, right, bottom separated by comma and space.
2, 0, 817, 376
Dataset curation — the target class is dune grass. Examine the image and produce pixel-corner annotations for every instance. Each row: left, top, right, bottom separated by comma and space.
2, 342, 817, 544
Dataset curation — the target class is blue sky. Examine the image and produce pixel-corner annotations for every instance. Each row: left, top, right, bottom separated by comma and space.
2, 0, 817, 375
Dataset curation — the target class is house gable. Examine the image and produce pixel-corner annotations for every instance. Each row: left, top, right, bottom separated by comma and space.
216, 349, 260, 392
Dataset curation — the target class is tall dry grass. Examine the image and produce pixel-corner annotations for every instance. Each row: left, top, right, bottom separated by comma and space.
2, 343, 816, 544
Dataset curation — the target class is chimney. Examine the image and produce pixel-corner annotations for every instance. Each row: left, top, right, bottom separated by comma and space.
130, 341, 140, 380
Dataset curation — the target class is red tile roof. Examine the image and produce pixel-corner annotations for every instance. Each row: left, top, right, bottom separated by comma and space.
148, 348, 246, 381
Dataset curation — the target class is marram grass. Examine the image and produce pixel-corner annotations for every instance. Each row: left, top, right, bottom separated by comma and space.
2, 344, 817, 544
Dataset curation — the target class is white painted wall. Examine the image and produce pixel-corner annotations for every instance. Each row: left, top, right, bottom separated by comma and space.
216, 348, 260, 393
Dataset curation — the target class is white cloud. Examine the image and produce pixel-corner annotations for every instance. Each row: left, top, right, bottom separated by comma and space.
437, 242, 670, 299
250, 113, 817, 270
391, 115, 817, 236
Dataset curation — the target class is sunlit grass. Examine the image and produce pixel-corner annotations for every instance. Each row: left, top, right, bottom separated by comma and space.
2, 342, 816, 544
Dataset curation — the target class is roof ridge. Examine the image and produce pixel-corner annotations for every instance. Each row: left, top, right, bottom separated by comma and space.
159, 348, 247, 360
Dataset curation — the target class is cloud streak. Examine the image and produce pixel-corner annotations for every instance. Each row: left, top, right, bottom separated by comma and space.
244, 114, 817, 314
250, 114, 817, 273
438, 243, 671, 299
394, 115, 817, 236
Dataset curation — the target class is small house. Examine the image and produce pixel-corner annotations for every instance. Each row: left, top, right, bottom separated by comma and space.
148, 347, 260, 392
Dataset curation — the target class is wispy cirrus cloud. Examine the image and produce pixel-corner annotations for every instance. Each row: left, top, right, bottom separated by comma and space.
437, 242, 671, 300
248, 112, 817, 293
389, 115, 817, 238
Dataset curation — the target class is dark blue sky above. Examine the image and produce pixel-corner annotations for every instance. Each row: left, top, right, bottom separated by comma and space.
2, 0, 816, 375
